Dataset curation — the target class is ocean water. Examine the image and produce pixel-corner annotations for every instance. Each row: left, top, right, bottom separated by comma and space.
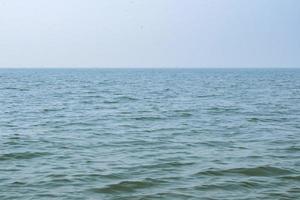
0, 69, 299, 200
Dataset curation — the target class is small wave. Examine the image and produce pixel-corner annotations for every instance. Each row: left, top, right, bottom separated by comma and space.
178, 112, 192, 117
72, 173, 124, 181
247, 117, 289, 123
103, 100, 118, 104
195, 166, 294, 177
247, 117, 260, 122
192, 180, 261, 191
285, 146, 300, 152
46, 174, 67, 178
3, 87, 29, 91
103, 96, 138, 104
132, 116, 164, 121
11, 181, 27, 186
280, 175, 300, 181
197, 94, 219, 98
63, 122, 95, 127
207, 107, 240, 113
116, 96, 138, 101
0, 152, 50, 161
130, 161, 195, 171
3, 141, 19, 145
135, 192, 196, 199
90, 178, 164, 193
239, 181, 261, 188
143, 127, 185, 133
42, 108, 64, 113
172, 110, 193, 117
83, 95, 104, 99
48, 178, 74, 183
80, 100, 94, 104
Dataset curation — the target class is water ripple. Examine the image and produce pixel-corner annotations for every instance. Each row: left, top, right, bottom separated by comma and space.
0, 69, 300, 200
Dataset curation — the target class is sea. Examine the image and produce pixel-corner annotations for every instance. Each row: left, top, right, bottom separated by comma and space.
0, 68, 299, 200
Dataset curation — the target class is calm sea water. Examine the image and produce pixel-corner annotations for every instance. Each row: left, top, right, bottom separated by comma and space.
0, 69, 300, 200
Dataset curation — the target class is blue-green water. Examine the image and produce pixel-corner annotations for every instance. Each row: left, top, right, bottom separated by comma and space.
0, 69, 300, 200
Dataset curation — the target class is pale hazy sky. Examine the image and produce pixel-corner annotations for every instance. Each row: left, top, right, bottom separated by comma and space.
0, 0, 299, 68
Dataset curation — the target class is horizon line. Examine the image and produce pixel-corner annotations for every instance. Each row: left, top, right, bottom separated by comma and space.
0, 67, 300, 69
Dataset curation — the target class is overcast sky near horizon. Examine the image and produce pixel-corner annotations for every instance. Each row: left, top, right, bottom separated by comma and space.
0, 0, 299, 68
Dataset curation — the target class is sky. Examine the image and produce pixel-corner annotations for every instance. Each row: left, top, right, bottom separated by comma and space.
0, 0, 299, 68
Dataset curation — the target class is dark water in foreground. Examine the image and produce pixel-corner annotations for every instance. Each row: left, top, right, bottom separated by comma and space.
0, 69, 300, 200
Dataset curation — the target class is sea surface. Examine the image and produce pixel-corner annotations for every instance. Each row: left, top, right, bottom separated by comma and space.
0, 69, 300, 200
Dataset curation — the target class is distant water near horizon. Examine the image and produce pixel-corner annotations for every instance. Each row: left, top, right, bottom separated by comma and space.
0, 69, 300, 199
